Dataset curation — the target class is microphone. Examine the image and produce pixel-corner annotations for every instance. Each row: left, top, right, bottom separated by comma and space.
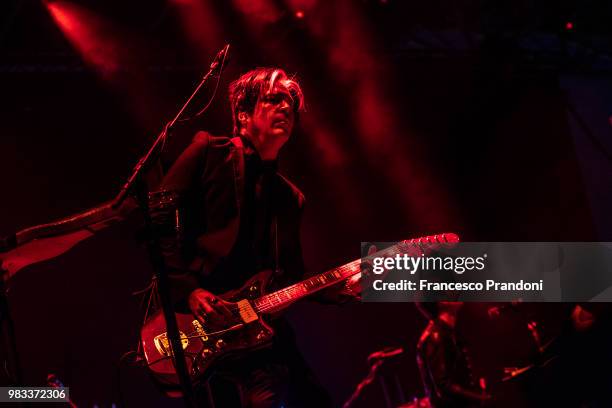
210, 43, 230, 70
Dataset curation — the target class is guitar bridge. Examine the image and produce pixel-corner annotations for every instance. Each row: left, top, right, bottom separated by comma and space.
192, 320, 209, 342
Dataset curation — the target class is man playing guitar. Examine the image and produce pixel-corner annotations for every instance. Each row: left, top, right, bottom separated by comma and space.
148, 67, 360, 407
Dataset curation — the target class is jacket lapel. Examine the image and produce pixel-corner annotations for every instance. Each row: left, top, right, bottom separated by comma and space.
230, 136, 245, 219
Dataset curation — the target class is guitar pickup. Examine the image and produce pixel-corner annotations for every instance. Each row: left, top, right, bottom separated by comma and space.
237, 300, 258, 323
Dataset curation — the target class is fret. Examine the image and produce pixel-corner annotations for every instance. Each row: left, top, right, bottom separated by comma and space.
252, 236, 452, 314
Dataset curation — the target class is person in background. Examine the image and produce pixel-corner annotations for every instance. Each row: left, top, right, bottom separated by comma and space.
415, 302, 491, 408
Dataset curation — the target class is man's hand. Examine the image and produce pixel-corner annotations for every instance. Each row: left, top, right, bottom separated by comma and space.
338, 244, 379, 300
188, 288, 233, 326
341, 274, 362, 300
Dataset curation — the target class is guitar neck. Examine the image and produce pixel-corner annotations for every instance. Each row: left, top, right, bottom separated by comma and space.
252, 233, 458, 314
253, 259, 360, 314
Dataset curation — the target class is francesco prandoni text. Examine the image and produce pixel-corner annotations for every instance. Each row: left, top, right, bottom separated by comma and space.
372, 279, 544, 292
370, 254, 544, 292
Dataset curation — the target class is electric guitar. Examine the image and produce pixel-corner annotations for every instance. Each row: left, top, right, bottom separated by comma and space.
140, 233, 459, 388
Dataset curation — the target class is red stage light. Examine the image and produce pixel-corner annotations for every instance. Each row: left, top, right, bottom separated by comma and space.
44, 1, 119, 77
170, 0, 222, 57
43, 0, 165, 128
286, 0, 317, 20
232, 0, 281, 24
565, 21, 574, 30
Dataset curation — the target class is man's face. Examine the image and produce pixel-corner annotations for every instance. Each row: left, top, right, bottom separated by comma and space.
245, 83, 296, 144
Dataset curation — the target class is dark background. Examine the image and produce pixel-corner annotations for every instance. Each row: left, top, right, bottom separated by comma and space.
1, 0, 612, 406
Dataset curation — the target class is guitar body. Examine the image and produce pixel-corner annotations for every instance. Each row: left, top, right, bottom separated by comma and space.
140, 270, 275, 389
140, 233, 459, 392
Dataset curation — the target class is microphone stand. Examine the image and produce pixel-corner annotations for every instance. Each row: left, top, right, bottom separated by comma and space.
343, 347, 404, 408
112, 43, 229, 209
114, 44, 229, 408
0, 44, 229, 406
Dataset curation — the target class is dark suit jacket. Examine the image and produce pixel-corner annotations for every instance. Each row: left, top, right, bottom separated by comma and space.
152, 131, 306, 301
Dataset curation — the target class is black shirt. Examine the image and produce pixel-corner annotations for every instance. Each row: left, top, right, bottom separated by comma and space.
201, 137, 277, 293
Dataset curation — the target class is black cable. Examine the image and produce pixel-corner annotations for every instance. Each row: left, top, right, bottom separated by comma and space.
175, 48, 229, 124
116, 350, 144, 408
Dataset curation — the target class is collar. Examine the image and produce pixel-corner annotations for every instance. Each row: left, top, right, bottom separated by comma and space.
241, 136, 278, 174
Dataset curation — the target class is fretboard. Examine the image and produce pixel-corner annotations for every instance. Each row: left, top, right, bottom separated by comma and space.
252, 233, 458, 314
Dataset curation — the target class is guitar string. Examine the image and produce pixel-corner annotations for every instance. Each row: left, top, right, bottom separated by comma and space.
153, 236, 449, 361
254, 238, 439, 313
247, 236, 444, 313
257, 244, 406, 313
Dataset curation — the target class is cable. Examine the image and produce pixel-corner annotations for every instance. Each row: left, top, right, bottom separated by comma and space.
176, 48, 229, 124
116, 350, 145, 408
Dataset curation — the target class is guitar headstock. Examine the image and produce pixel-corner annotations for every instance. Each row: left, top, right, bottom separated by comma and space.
360, 233, 460, 278
404, 232, 460, 245
358, 233, 461, 300
397, 232, 460, 256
